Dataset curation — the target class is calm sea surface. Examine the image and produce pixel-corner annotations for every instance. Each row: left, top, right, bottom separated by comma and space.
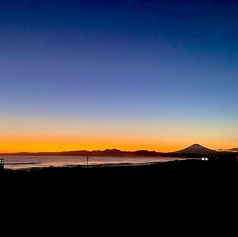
0, 155, 188, 170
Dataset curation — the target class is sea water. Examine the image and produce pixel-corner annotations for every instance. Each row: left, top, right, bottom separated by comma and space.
0, 155, 188, 170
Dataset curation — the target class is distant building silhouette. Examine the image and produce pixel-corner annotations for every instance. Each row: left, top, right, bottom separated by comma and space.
0, 159, 4, 171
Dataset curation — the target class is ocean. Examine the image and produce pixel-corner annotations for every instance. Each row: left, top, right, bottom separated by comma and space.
0, 155, 188, 170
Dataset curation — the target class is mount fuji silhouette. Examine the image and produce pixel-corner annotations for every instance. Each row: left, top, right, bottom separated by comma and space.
173, 143, 217, 155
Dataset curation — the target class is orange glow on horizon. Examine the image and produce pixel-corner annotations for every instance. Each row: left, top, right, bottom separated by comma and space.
0, 134, 227, 154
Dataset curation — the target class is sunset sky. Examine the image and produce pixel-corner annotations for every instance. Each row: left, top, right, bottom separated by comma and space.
1, 0, 238, 153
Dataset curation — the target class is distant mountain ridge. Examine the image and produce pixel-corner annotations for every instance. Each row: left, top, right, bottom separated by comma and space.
172, 143, 217, 155
1, 144, 231, 157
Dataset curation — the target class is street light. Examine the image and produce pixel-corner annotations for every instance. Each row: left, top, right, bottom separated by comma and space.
86, 156, 89, 168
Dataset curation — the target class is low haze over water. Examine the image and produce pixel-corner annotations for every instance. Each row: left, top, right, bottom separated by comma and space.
2, 155, 188, 170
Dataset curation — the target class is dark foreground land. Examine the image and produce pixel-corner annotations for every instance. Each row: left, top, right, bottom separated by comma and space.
1, 158, 237, 233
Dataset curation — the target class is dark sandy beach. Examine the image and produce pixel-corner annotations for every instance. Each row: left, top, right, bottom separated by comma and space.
2, 157, 237, 190
2, 158, 238, 202
1, 158, 237, 233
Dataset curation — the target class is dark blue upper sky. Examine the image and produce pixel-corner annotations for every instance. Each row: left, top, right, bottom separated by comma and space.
1, 0, 238, 152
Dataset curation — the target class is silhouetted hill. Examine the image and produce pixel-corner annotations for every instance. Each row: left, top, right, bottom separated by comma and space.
172, 144, 217, 156
2, 144, 234, 158
0, 148, 169, 157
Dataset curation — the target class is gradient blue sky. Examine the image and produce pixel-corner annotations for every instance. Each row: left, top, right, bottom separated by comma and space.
1, 0, 238, 152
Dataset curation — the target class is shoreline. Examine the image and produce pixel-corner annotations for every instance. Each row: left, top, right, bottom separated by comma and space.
0, 155, 186, 171
2, 158, 237, 187
2, 159, 186, 172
